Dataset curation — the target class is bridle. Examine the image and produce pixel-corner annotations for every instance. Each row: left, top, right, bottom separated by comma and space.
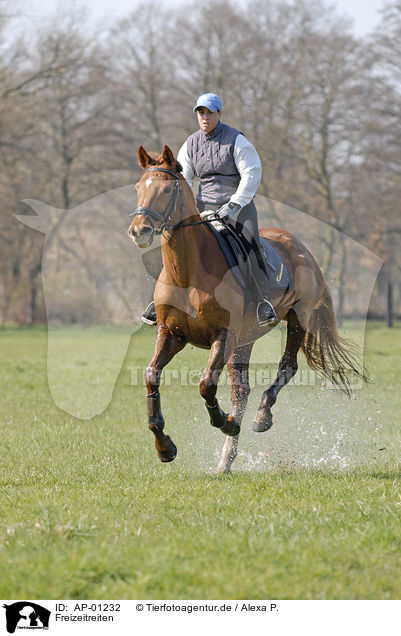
129, 167, 185, 236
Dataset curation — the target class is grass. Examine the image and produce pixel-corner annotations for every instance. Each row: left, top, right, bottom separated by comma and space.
0, 321, 401, 599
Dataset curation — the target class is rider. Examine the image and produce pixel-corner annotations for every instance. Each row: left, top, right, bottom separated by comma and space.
142, 92, 277, 326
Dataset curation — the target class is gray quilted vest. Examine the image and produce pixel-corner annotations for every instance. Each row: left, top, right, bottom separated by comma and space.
187, 121, 242, 205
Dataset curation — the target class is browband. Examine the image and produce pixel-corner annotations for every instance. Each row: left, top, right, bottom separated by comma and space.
144, 167, 179, 178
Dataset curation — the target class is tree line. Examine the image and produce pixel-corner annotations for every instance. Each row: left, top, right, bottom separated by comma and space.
0, 0, 400, 325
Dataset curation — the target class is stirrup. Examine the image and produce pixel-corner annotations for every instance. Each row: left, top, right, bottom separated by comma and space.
256, 299, 277, 327
141, 301, 157, 325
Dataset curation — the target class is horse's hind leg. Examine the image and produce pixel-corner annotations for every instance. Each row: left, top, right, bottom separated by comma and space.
146, 324, 186, 462
254, 309, 305, 432
199, 328, 239, 436
218, 342, 253, 473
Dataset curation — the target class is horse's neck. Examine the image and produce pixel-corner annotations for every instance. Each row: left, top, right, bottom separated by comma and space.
160, 180, 211, 288
161, 219, 207, 288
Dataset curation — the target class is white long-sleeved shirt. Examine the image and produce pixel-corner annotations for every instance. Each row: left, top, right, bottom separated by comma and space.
177, 133, 262, 208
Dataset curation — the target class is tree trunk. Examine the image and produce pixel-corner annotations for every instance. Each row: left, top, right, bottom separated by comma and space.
28, 264, 41, 325
387, 280, 393, 328
29, 280, 38, 325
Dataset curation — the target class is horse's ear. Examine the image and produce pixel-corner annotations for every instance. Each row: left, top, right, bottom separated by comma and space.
161, 145, 176, 169
176, 160, 183, 173
138, 146, 154, 168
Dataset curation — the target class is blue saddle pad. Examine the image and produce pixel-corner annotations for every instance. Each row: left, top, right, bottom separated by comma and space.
205, 222, 291, 303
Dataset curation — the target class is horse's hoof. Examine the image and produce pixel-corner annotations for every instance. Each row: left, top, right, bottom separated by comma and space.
156, 437, 177, 463
159, 451, 176, 463
217, 465, 232, 475
220, 415, 240, 437
253, 409, 273, 433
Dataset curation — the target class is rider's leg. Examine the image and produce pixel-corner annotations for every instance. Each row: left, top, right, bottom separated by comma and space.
141, 247, 162, 325
231, 202, 277, 326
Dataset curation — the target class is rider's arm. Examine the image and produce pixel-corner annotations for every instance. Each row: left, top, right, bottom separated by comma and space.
177, 141, 195, 188
230, 135, 262, 208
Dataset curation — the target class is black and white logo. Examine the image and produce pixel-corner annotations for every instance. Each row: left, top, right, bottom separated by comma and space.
2, 602, 50, 633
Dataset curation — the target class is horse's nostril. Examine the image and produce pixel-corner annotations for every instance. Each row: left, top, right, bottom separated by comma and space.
129, 225, 153, 239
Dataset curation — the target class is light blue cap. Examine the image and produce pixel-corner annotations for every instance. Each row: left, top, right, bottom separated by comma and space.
193, 93, 223, 113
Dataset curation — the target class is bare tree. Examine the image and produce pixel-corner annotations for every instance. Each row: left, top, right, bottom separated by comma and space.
1, 0, 400, 324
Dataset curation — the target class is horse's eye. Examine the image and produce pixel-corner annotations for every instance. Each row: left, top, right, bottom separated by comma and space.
165, 186, 173, 194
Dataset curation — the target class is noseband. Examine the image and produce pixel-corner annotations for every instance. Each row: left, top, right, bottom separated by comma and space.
129, 167, 184, 236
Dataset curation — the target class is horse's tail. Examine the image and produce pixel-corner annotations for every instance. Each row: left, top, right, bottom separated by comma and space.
301, 285, 368, 396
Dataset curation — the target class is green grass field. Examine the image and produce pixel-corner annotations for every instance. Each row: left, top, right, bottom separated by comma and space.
1, 322, 400, 599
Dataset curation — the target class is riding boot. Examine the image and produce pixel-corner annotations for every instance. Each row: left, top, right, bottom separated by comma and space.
141, 247, 162, 326
226, 202, 278, 327
253, 248, 278, 326
228, 225, 278, 326
142, 301, 157, 325
239, 243, 278, 326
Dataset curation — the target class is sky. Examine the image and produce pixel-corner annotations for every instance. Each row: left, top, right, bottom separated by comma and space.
22, 0, 385, 36
332, 0, 384, 33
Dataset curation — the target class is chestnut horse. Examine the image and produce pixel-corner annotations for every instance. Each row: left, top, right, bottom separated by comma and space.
128, 145, 365, 472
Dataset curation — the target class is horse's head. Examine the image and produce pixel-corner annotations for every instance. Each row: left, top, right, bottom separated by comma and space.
128, 145, 184, 247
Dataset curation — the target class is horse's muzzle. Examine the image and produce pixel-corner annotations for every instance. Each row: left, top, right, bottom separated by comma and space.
129, 224, 154, 248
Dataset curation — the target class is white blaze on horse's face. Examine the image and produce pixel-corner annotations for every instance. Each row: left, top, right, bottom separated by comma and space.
129, 174, 176, 248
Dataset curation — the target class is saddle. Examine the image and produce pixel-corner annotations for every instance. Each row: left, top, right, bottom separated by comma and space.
205, 219, 291, 311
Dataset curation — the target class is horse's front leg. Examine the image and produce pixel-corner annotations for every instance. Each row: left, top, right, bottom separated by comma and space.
145, 324, 186, 462
218, 343, 254, 473
199, 328, 239, 437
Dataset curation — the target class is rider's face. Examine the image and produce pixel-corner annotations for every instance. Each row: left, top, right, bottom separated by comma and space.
196, 107, 220, 133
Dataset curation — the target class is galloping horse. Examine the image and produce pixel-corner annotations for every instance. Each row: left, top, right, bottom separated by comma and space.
128, 145, 365, 472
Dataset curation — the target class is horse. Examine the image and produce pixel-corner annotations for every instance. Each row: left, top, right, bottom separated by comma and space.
128, 144, 366, 473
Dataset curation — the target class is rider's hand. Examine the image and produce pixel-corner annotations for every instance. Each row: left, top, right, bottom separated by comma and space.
200, 210, 216, 220
217, 201, 241, 220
